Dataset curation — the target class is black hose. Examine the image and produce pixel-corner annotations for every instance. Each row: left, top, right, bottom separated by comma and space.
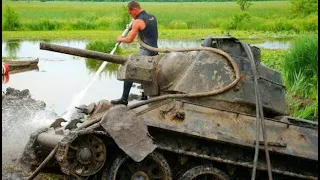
241, 42, 273, 180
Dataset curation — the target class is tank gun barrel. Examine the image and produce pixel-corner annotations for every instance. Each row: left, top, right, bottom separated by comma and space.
40, 42, 127, 64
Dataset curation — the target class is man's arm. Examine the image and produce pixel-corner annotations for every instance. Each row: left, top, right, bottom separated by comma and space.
116, 19, 145, 43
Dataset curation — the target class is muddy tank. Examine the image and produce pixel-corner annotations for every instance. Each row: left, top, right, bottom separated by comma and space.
22, 36, 318, 180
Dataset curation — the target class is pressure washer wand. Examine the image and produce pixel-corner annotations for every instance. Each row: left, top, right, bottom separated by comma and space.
27, 20, 135, 180
61, 19, 134, 121
110, 19, 134, 54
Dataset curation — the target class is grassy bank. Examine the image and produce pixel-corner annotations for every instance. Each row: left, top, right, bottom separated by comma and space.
282, 35, 318, 120
2, 29, 313, 41
260, 36, 318, 120
2, 1, 318, 33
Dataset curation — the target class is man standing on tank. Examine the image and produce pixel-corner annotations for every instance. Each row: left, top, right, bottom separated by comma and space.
111, 0, 158, 105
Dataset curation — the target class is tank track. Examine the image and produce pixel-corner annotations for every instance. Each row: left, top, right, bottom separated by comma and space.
55, 132, 79, 176
149, 127, 318, 180
177, 164, 230, 180
55, 130, 109, 179
52, 127, 317, 179
107, 151, 172, 180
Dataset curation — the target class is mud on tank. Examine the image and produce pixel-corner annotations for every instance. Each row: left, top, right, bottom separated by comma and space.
21, 36, 318, 180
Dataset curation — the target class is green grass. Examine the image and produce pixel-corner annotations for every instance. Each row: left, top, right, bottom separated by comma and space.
261, 49, 286, 73
2, 56, 17, 60
260, 36, 318, 121
83, 40, 139, 78
2, 29, 312, 41
285, 72, 318, 120
1, 1, 318, 32
282, 35, 318, 120
85, 40, 122, 77
283, 35, 318, 89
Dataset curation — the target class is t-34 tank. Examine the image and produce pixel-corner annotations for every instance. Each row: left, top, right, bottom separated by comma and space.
22, 36, 318, 180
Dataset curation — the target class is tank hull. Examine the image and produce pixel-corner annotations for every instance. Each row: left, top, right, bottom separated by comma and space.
25, 100, 318, 179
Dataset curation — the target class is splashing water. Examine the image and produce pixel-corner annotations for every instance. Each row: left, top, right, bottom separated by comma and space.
61, 20, 133, 121
2, 88, 58, 168
2, 110, 58, 176
62, 44, 120, 120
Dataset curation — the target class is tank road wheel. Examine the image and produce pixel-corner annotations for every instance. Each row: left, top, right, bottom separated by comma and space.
177, 164, 230, 180
107, 151, 172, 180
56, 134, 107, 178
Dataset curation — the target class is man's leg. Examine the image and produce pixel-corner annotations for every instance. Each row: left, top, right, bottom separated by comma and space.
111, 80, 132, 105
111, 48, 154, 105
122, 80, 133, 101
140, 85, 147, 100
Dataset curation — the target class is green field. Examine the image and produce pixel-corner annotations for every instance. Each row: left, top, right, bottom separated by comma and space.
2, 29, 310, 41
4, 1, 291, 22
2, 1, 318, 33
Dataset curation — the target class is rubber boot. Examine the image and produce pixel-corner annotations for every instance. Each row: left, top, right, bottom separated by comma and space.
111, 81, 132, 106
141, 92, 148, 100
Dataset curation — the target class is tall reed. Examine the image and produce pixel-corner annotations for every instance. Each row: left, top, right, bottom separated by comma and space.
283, 35, 318, 120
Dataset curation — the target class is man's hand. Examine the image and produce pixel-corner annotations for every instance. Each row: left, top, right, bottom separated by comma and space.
116, 35, 124, 42
116, 19, 145, 43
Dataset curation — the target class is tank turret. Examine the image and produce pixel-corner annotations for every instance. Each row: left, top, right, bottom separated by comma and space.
40, 37, 286, 117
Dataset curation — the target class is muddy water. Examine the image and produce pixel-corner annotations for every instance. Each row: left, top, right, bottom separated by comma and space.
2, 40, 140, 115
121, 38, 293, 50
251, 40, 291, 50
